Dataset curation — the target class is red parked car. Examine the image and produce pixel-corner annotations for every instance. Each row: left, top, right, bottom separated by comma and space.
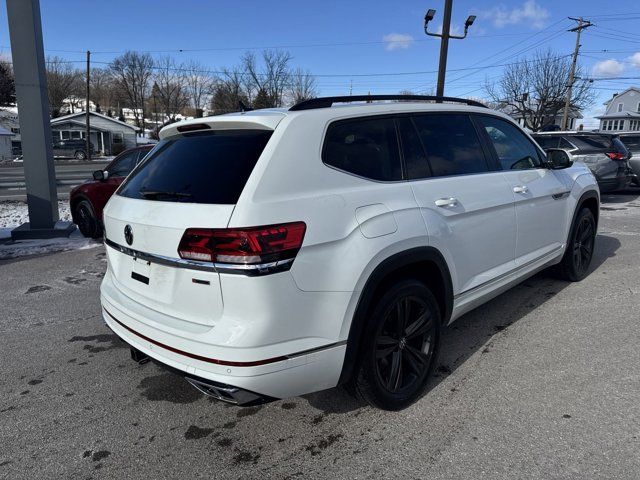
70, 145, 154, 238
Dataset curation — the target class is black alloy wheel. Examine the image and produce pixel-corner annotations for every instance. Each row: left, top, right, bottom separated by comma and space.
351, 280, 441, 411
558, 207, 596, 282
75, 200, 102, 239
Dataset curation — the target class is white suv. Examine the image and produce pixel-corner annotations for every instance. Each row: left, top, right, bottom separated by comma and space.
100, 95, 599, 411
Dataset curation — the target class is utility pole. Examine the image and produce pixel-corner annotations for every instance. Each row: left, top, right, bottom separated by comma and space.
561, 17, 592, 131
424, 1, 476, 97
85, 50, 91, 160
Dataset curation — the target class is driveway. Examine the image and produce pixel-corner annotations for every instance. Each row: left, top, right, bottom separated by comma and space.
1, 190, 639, 479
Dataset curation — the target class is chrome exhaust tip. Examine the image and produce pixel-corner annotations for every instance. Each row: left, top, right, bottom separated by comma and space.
185, 377, 268, 406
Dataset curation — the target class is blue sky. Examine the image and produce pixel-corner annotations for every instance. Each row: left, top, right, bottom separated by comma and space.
1, 0, 640, 127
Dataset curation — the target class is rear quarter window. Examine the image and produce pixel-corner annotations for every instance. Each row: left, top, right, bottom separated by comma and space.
322, 116, 402, 181
118, 129, 272, 204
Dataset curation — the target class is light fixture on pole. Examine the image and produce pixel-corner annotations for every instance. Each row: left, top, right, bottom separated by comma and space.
424, 1, 476, 97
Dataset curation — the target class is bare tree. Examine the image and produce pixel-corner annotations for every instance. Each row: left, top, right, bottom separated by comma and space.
89, 67, 120, 114
485, 50, 595, 131
184, 60, 216, 116
210, 68, 249, 115
242, 50, 293, 108
0, 61, 15, 106
109, 51, 154, 128
288, 68, 317, 104
153, 56, 189, 122
46, 56, 81, 117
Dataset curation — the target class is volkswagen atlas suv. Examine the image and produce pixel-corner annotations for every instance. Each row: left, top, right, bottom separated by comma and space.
100, 95, 600, 411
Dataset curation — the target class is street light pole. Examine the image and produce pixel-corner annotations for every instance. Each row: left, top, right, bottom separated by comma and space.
424, 0, 476, 98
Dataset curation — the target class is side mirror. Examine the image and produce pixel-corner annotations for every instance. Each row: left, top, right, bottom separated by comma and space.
92, 170, 109, 181
545, 149, 573, 170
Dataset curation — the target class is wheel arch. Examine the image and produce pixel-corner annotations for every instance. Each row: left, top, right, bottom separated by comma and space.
572, 189, 600, 234
338, 246, 453, 385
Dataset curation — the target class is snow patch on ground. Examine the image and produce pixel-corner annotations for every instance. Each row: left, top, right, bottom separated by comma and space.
0, 200, 100, 260
0, 200, 72, 228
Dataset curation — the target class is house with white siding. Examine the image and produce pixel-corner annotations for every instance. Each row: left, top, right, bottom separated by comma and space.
596, 87, 640, 133
50, 111, 139, 155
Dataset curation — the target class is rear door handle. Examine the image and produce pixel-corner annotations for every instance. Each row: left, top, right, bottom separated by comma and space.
435, 197, 458, 208
513, 185, 529, 194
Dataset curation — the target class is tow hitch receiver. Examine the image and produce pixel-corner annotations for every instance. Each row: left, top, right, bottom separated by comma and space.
130, 347, 149, 364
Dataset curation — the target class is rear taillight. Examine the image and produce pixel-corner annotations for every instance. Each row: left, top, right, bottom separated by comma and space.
178, 222, 306, 265
606, 152, 626, 161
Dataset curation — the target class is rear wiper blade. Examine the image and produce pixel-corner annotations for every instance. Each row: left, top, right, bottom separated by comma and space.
139, 189, 192, 199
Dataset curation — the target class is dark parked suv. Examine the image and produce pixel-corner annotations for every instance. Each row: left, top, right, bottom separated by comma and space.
618, 133, 640, 186
532, 132, 633, 192
52, 139, 95, 160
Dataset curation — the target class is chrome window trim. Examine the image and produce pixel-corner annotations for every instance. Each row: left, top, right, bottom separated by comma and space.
104, 238, 294, 276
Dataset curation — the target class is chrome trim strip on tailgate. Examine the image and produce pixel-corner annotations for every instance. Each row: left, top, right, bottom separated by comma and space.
104, 238, 294, 276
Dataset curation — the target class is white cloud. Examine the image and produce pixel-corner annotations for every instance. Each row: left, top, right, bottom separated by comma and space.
486, 0, 550, 29
628, 52, 640, 69
382, 33, 414, 51
593, 59, 625, 77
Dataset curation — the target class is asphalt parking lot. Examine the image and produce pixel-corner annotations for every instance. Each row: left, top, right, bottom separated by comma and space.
1, 190, 639, 480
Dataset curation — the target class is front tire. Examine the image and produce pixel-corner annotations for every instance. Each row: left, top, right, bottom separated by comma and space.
350, 280, 441, 411
557, 207, 596, 282
74, 200, 102, 239
74, 150, 87, 160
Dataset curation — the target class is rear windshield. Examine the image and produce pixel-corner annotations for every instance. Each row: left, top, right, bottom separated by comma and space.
566, 135, 612, 151
118, 129, 272, 204
621, 135, 640, 148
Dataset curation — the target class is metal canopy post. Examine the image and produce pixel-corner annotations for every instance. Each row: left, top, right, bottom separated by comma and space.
6, 0, 75, 239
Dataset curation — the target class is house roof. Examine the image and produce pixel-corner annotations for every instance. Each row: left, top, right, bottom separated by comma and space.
596, 111, 640, 120
603, 87, 640, 106
51, 111, 139, 131
50, 119, 112, 132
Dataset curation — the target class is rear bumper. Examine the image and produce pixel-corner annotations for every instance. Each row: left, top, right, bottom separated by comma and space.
598, 175, 632, 193
100, 298, 347, 400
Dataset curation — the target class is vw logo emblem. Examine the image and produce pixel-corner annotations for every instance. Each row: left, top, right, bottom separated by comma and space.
124, 225, 133, 246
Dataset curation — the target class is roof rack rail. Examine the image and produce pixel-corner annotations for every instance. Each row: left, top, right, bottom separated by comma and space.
289, 94, 487, 111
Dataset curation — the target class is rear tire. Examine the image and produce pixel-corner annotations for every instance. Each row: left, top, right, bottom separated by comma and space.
74, 150, 87, 160
349, 280, 441, 411
557, 207, 596, 282
74, 200, 102, 239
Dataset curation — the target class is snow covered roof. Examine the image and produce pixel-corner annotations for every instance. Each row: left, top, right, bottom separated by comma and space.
51, 111, 139, 131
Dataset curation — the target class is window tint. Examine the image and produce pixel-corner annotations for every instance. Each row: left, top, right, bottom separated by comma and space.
532, 135, 560, 149
567, 135, 611, 151
477, 116, 542, 170
412, 114, 488, 177
397, 116, 430, 179
323, 117, 402, 181
109, 151, 138, 177
119, 130, 272, 204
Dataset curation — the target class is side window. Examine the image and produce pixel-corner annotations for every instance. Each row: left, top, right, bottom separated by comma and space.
532, 136, 559, 149
396, 116, 430, 180
558, 137, 574, 149
477, 116, 542, 170
412, 114, 488, 177
108, 151, 138, 177
323, 117, 402, 181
